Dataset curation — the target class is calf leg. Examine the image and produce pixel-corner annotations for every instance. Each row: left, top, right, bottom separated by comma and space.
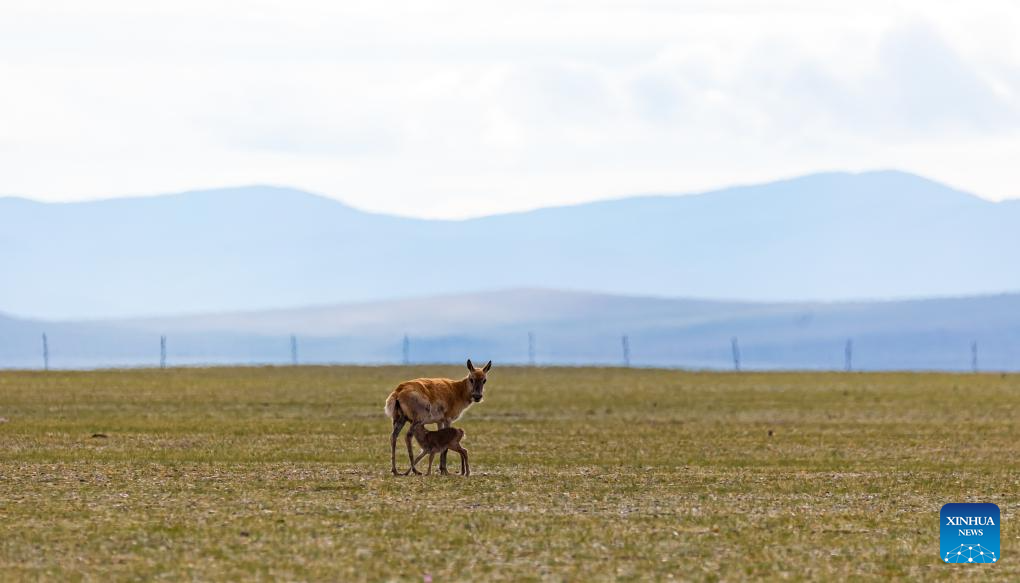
404, 449, 428, 476
390, 415, 407, 475
426, 452, 435, 476
438, 420, 451, 475
450, 445, 469, 476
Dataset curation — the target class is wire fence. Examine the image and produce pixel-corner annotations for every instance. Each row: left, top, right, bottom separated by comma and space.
2, 330, 1014, 373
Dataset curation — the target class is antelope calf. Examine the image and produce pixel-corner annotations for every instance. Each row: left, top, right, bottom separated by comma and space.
385, 359, 491, 475
408, 424, 469, 476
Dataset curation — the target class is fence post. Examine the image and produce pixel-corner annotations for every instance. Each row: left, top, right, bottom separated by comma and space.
845, 339, 853, 372
621, 335, 630, 367
731, 337, 740, 372
42, 333, 49, 371
160, 335, 167, 369
971, 341, 978, 373
402, 334, 410, 365
528, 332, 535, 366
290, 334, 298, 366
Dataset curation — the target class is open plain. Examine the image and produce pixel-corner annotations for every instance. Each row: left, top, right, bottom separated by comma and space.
0, 366, 1017, 580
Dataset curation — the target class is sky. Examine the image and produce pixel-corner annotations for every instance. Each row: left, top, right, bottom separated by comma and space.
2, 0, 1019, 219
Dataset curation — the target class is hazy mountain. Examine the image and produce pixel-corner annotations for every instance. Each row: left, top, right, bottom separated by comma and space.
2, 170, 1019, 319
2, 289, 1018, 371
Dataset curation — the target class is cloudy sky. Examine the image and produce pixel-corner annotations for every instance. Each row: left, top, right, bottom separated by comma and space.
3, 0, 1019, 218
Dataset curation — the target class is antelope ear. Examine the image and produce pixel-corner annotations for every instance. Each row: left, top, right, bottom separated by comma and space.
466, 359, 475, 371
482, 360, 492, 372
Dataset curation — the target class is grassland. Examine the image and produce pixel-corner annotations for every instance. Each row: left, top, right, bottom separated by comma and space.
0, 366, 1017, 581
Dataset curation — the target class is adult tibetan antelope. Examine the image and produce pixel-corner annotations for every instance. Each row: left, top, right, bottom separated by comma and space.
384, 359, 491, 475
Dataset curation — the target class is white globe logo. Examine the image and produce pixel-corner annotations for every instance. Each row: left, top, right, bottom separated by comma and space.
943, 544, 998, 564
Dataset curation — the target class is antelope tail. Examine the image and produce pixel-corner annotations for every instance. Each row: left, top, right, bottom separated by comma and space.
384, 393, 400, 420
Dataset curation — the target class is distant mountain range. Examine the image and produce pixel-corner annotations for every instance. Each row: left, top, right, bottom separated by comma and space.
3, 170, 1019, 320
2, 289, 1018, 371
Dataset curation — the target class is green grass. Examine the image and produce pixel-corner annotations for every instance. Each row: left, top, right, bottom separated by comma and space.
0, 366, 1017, 581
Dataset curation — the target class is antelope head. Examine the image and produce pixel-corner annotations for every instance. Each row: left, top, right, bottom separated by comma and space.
466, 358, 491, 403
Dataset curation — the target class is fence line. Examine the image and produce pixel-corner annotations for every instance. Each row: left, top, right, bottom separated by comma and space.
13, 332, 1006, 372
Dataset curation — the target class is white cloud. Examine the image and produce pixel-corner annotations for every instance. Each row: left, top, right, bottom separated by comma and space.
1, 0, 1019, 217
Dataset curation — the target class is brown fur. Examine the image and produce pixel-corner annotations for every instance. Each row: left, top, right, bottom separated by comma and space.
408, 425, 469, 476
385, 359, 490, 475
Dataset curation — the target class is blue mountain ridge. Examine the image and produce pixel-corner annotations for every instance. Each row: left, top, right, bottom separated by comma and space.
1, 170, 1018, 320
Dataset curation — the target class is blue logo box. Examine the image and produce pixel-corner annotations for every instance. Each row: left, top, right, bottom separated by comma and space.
940, 503, 1000, 564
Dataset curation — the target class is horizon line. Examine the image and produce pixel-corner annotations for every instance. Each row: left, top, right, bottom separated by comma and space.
2, 168, 1011, 222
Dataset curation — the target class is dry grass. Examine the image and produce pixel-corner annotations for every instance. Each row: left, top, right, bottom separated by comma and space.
0, 366, 1017, 581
